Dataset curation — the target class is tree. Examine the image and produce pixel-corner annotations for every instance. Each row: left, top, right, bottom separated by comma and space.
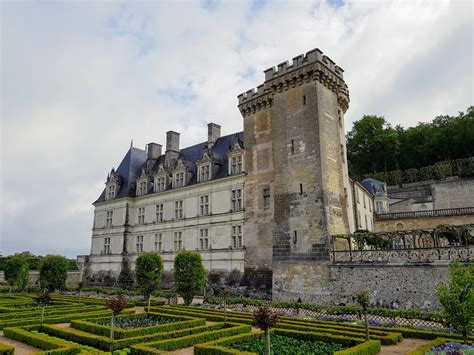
135, 253, 163, 311
39, 255, 68, 291
17, 263, 30, 292
173, 252, 206, 306
437, 260, 473, 343
4, 257, 26, 289
253, 306, 278, 355
105, 295, 128, 352
35, 291, 51, 325
356, 290, 370, 340
218, 288, 233, 325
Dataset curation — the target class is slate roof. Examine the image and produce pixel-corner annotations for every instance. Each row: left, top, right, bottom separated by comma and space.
94, 132, 244, 204
361, 178, 387, 197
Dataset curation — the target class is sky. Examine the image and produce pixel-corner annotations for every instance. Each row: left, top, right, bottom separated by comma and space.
1, 0, 473, 258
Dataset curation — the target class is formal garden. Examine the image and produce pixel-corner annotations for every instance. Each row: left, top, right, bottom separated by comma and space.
0, 252, 472, 354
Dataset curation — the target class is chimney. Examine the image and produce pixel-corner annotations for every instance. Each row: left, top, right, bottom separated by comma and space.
166, 131, 180, 152
147, 143, 162, 160
207, 123, 221, 148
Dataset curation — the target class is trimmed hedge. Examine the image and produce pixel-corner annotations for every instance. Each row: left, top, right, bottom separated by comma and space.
131, 323, 252, 354
0, 309, 135, 329
71, 312, 204, 339
0, 343, 14, 355
406, 337, 450, 355
334, 340, 381, 355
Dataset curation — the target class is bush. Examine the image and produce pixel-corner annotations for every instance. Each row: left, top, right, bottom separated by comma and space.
4, 257, 26, 286
174, 252, 206, 306
437, 260, 473, 343
39, 255, 68, 291
0, 342, 14, 355
17, 263, 30, 291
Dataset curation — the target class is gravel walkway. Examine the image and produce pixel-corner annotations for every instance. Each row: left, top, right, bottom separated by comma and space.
379, 338, 431, 355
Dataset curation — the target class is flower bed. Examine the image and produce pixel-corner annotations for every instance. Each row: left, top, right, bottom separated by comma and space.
427, 341, 474, 354
229, 333, 343, 354
93, 314, 174, 329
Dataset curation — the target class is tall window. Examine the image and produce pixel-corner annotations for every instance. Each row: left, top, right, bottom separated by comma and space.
231, 189, 242, 212
156, 204, 164, 222
138, 181, 147, 196
107, 185, 116, 200
106, 211, 113, 228
154, 234, 162, 252
138, 207, 145, 225
175, 200, 183, 220
175, 172, 185, 188
363, 195, 366, 208
232, 225, 242, 248
263, 188, 271, 208
199, 229, 209, 250
369, 200, 372, 212
174, 231, 182, 251
200, 195, 209, 216
103, 237, 111, 254
231, 155, 242, 175
376, 201, 383, 213
200, 165, 210, 182
155, 176, 166, 192
136, 235, 144, 253
357, 211, 362, 227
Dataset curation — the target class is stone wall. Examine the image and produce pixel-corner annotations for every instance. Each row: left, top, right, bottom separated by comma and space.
329, 263, 451, 310
375, 213, 474, 232
433, 178, 474, 209
0, 271, 82, 288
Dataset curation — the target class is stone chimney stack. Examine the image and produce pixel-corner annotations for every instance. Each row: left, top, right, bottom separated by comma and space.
207, 123, 221, 148
147, 143, 162, 160
166, 131, 180, 152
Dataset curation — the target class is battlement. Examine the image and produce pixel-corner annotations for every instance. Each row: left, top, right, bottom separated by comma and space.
238, 48, 347, 109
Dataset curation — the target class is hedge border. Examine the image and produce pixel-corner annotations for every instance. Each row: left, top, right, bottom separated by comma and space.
406, 337, 450, 355
0, 343, 14, 355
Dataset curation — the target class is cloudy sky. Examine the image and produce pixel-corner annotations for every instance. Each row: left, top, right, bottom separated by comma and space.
1, 0, 472, 258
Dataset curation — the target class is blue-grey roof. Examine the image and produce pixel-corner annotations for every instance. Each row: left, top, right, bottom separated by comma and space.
94, 132, 244, 204
361, 178, 387, 197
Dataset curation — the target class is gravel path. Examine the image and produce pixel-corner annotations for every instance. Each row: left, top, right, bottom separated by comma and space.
379, 338, 431, 355
0, 331, 39, 355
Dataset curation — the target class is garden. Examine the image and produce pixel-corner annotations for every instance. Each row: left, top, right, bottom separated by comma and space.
0, 252, 471, 354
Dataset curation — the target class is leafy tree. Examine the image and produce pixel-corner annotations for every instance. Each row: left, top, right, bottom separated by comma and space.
356, 290, 370, 340
253, 306, 278, 355
4, 257, 26, 288
135, 253, 163, 310
17, 263, 30, 292
173, 252, 206, 306
39, 255, 68, 291
35, 291, 51, 325
437, 260, 473, 343
105, 295, 128, 352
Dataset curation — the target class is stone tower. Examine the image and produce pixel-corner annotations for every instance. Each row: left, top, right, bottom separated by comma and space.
238, 48, 350, 301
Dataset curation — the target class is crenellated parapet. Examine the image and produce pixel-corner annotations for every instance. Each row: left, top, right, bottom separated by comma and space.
238, 48, 350, 116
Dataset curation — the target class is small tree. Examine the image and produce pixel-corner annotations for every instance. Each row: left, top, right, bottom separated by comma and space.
356, 290, 370, 340
135, 253, 163, 311
173, 252, 206, 306
39, 255, 68, 291
437, 260, 473, 343
105, 295, 128, 352
17, 263, 30, 292
253, 306, 278, 355
4, 257, 25, 291
35, 291, 51, 325
219, 288, 233, 325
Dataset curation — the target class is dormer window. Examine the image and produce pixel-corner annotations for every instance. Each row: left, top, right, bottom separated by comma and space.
107, 185, 116, 200
199, 164, 211, 183
174, 172, 185, 188
231, 155, 242, 175
155, 176, 166, 192
137, 181, 147, 196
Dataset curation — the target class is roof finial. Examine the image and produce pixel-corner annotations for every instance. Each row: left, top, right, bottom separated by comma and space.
130, 139, 133, 148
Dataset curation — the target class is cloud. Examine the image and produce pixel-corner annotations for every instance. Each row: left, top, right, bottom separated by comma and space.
1, 0, 472, 257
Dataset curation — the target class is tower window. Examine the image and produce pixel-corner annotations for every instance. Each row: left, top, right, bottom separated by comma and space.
291, 140, 295, 154
293, 231, 298, 244
300, 184, 303, 195
263, 188, 271, 208
303, 95, 306, 105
